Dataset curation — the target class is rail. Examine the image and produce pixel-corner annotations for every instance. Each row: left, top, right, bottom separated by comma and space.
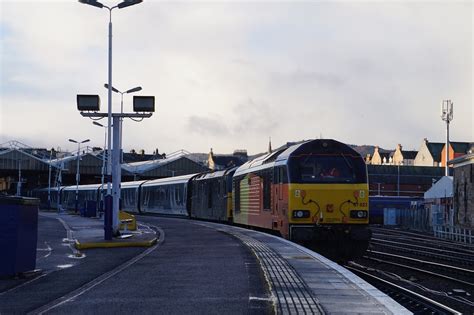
345, 265, 462, 315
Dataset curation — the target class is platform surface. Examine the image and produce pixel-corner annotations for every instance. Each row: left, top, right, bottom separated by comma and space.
0, 212, 409, 314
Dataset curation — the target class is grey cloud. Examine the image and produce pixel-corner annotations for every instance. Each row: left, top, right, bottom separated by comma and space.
232, 98, 279, 135
287, 70, 345, 88
187, 115, 230, 136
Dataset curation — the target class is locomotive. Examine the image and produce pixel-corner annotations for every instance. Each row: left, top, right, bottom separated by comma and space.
36, 139, 371, 260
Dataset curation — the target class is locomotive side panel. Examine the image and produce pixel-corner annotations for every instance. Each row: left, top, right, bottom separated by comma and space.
233, 171, 274, 230
190, 175, 227, 222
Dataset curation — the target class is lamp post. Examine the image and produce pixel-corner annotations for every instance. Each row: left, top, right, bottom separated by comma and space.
16, 159, 23, 196
103, 84, 141, 165
93, 121, 107, 207
69, 138, 90, 213
104, 84, 142, 114
79, 0, 143, 237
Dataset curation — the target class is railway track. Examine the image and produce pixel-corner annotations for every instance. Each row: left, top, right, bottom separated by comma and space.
345, 264, 462, 315
370, 238, 474, 267
366, 250, 474, 282
348, 227, 474, 314
371, 227, 474, 252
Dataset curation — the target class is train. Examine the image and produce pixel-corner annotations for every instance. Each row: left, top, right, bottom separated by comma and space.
35, 139, 371, 260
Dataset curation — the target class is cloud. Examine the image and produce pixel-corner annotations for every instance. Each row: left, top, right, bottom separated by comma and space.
0, 1, 472, 155
187, 115, 230, 136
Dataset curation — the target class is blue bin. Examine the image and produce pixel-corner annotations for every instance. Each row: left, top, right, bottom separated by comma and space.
0, 196, 39, 277
85, 200, 97, 217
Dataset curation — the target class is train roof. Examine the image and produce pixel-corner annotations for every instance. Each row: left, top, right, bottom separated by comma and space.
122, 155, 189, 174
62, 183, 102, 191
141, 173, 198, 187
234, 139, 361, 177
121, 180, 148, 189
234, 148, 290, 177
36, 186, 64, 192
193, 167, 238, 181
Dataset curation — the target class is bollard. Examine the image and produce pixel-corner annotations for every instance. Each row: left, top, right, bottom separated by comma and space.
104, 195, 113, 240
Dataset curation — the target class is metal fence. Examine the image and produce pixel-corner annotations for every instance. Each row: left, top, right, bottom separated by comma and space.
384, 207, 432, 232
381, 206, 474, 244
433, 225, 474, 244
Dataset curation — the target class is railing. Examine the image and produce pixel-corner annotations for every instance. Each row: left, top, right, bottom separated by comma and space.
433, 225, 474, 244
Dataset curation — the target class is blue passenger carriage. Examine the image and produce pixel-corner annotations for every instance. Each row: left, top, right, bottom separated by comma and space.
139, 174, 196, 216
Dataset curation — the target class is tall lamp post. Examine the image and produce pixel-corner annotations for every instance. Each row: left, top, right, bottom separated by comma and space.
79, 0, 143, 237
93, 121, 107, 207
69, 138, 90, 213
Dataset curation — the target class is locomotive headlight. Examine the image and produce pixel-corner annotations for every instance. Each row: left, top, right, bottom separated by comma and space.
292, 210, 310, 219
350, 210, 368, 219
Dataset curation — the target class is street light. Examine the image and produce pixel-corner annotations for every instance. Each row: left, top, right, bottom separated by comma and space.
93, 121, 107, 205
69, 138, 90, 213
104, 84, 142, 114
102, 85, 141, 217
103, 84, 141, 181
79, 0, 143, 239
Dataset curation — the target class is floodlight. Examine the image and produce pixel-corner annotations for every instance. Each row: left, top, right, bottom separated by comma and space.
77, 94, 100, 111
133, 96, 155, 112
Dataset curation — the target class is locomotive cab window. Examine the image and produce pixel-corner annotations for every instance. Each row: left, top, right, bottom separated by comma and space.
289, 154, 366, 184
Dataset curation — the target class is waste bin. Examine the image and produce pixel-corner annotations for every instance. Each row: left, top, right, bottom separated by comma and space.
85, 200, 97, 217
0, 195, 39, 276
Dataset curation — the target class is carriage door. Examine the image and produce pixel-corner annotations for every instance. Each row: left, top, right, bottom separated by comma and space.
273, 167, 284, 215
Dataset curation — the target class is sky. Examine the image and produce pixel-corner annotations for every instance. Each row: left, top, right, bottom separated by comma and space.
1, 0, 473, 156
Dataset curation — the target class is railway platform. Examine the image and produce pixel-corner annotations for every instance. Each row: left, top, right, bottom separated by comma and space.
0, 212, 410, 314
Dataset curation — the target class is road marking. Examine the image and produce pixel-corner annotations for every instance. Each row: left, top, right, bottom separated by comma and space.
36, 242, 52, 259
28, 225, 164, 315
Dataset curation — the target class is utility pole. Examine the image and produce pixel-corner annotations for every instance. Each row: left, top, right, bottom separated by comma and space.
441, 100, 453, 176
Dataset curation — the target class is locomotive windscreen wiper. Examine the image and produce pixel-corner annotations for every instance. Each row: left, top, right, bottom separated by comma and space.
340, 153, 353, 170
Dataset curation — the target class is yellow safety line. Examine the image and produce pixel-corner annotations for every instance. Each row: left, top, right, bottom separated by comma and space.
74, 237, 157, 250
